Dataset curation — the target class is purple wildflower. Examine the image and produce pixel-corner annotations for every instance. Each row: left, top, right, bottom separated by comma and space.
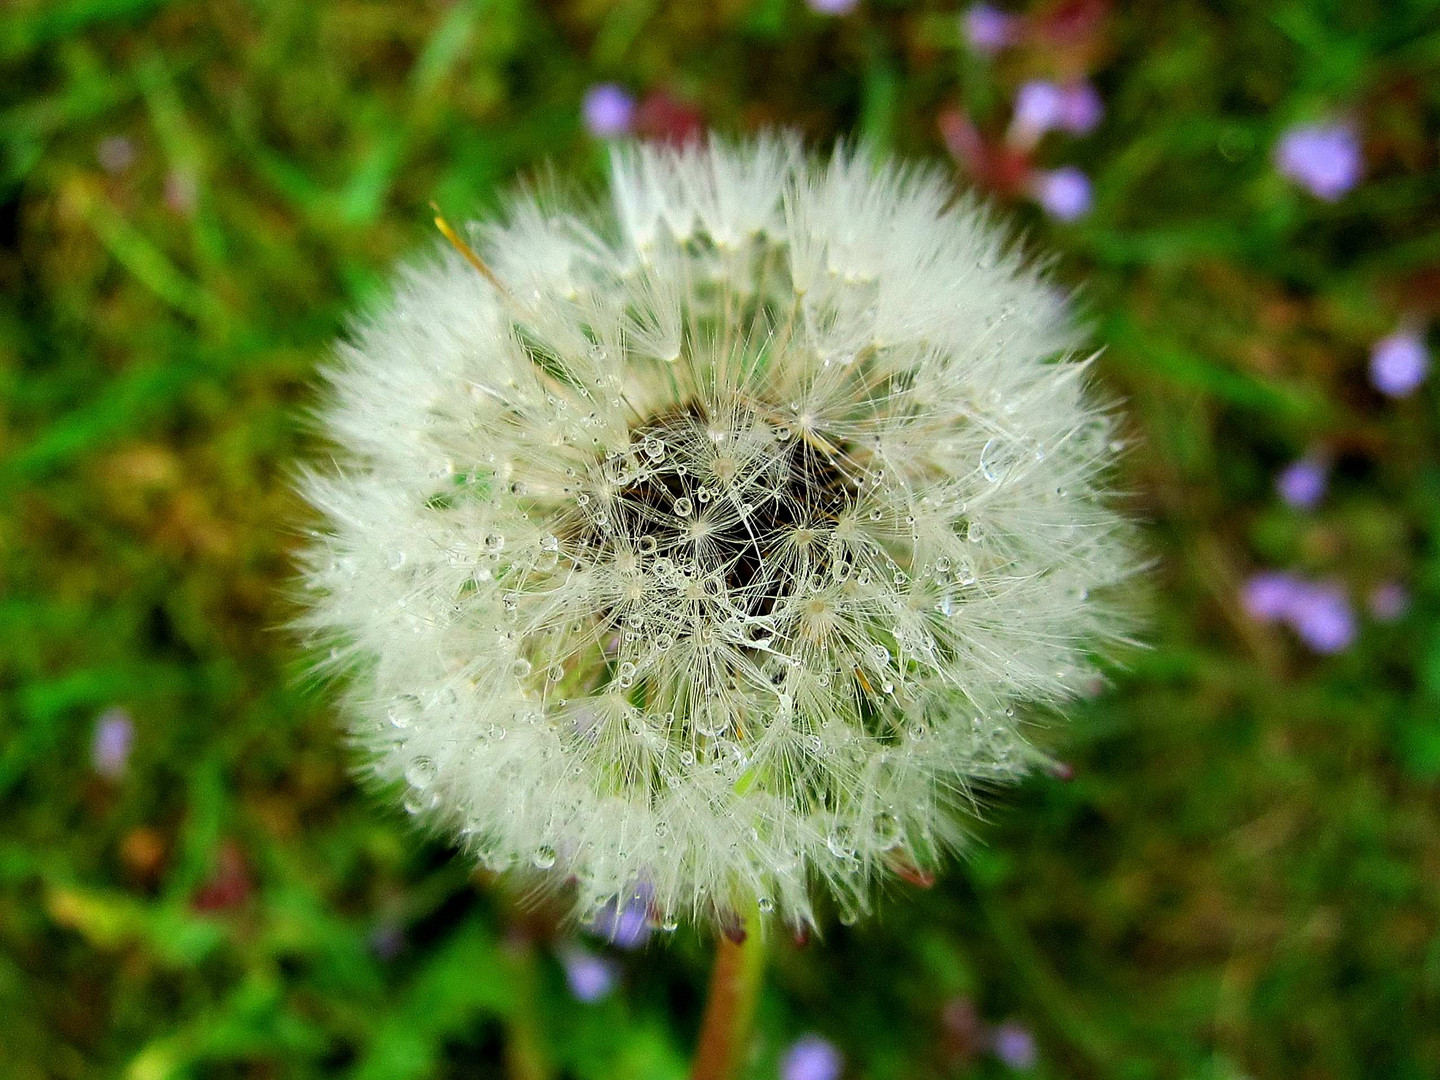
1289, 582, 1356, 654
1275, 457, 1328, 510
1057, 82, 1103, 135
1369, 329, 1429, 397
807, 0, 860, 13
91, 708, 134, 779
781, 1035, 843, 1080
368, 920, 405, 961
1368, 581, 1409, 622
964, 4, 1019, 54
1010, 81, 1065, 143
97, 136, 136, 174
558, 945, 618, 1003
1242, 571, 1303, 622
992, 1022, 1038, 1070
1032, 167, 1092, 221
1275, 123, 1362, 201
589, 886, 652, 949
582, 84, 637, 140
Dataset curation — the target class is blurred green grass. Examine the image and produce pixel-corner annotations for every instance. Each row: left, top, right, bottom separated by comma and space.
3, 1, 1440, 1078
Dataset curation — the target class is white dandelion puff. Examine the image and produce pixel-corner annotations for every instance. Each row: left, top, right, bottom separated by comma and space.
294, 134, 1139, 933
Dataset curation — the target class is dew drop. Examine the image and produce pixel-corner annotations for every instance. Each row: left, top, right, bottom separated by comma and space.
403, 791, 436, 815
643, 436, 665, 461
532, 845, 557, 870
404, 756, 437, 790
638, 535, 658, 555
484, 533, 505, 554
979, 438, 1002, 483
673, 497, 694, 517
758, 897, 774, 914
387, 549, 407, 570
966, 521, 985, 543
512, 658, 533, 679
388, 694, 420, 729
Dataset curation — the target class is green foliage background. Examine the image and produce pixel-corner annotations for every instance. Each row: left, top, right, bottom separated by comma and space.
3, 1, 1440, 1077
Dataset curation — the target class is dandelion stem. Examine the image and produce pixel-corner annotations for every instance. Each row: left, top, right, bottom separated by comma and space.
689, 905, 765, 1080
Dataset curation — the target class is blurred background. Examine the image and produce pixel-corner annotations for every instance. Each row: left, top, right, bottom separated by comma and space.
3, 1, 1439, 1077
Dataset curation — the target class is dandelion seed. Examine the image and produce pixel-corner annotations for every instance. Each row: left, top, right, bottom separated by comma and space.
296, 135, 1137, 932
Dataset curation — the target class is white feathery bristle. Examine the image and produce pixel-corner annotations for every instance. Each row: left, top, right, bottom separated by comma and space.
295, 134, 1139, 934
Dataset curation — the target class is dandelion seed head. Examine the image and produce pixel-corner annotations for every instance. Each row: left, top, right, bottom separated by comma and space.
297, 135, 1137, 932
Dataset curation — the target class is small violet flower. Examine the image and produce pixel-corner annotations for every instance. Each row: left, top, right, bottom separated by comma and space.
781, 1035, 843, 1080
1009, 81, 1065, 144
1242, 572, 1303, 622
1288, 582, 1356, 654
582, 84, 637, 140
96, 135, 136, 174
1242, 573, 1356, 653
1057, 82, 1103, 135
807, 0, 860, 13
1369, 329, 1429, 398
588, 886, 652, 949
963, 4, 1020, 54
1275, 456, 1328, 510
1009, 81, 1102, 145
368, 920, 405, 961
992, 1022, 1038, 1070
1275, 123, 1362, 201
91, 708, 134, 779
1368, 581, 1409, 622
1032, 167, 1092, 221
558, 945, 618, 1003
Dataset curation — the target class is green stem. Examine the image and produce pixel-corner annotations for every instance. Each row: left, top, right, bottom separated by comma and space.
689, 904, 766, 1080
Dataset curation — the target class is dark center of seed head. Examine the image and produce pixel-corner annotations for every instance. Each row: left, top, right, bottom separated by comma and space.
571, 401, 855, 617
